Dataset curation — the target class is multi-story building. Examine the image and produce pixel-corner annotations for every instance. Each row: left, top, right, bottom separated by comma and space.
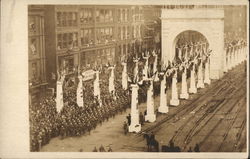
28, 5, 47, 105
42, 5, 161, 87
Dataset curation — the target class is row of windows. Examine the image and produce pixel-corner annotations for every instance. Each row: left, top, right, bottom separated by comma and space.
28, 15, 42, 35
56, 25, 142, 50
29, 61, 41, 85
84, 48, 115, 66
96, 9, 114, 23
79, 8, 93, 24
96, 27, 114, 44
57, 48, 116, 73
57, 32, 79, 50
59, 57, 75, 74
57, 12, 78, 27
80, 28, 94, 45
56, 8, 143, 27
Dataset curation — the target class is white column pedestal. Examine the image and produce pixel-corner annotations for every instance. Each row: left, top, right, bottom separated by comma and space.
154, 72, 159, 82
189, 67, 197, 94
224, 50, 228, 73
145, 80, 156, 122
239, 47, 243, 63
197, 63, 205, 88
180, 68, 189, 99
94, 71, 101, 101
109, 67, 115, 94
56, 81, 63, 112
232, 48, 236, 68
170, 72, 179, 106
158, 74, 168, 113
122, 63, 128, 90
77, 76, 84, 107
129, 84, 141, 133
143, 57, 149, 80
204, 61, 211, 85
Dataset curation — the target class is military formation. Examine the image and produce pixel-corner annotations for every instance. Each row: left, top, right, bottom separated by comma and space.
29, 34, 247, 151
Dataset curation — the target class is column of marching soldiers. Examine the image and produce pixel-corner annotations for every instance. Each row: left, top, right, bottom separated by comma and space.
30, 38, 247, 151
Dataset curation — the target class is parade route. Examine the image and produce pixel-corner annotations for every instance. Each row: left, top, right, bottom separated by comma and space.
41, 62, 247, 152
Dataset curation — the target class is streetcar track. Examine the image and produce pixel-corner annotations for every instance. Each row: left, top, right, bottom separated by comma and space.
195, 92, 246, 151
217, 96, 246, 151
138, 67, 243, 137
182, 82, 246, 149
170, 99, 225, 143
133, 64, 246, 150
233, 117, 247, 151
168, 74, 245, 147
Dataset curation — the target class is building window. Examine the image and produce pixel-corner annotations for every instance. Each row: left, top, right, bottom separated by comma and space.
80, 8, 93, 24
120, 27, 123, 40
117, 9, 121, 22
31, 62, 38, 83
57, 32, 78, 50
123, 26, 126, 39
127, 26, 130, 39
95, 48, 115, 65
72, 12, 77, 26
132, 9, 135, 22
72, 32, 78, 47
96, 9, 114, 23
96, 10, 100, 22
56, 12, 77, 27
60, 57, 74, 74
68, 12, 73, 26
29, 38, 37, 55
29, 16, 38, 34
62, 12, 67, 26
81, 28, 94, 46
96, 27, 114, 44
57, 12, 62, 27
124, 9, 128, 22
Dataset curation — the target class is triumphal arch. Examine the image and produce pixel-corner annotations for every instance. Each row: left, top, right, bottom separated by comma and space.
161, 8, 225, 79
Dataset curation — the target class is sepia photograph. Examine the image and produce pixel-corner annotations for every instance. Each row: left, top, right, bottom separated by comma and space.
0, 0, 248, 158
27, 3, 248, 153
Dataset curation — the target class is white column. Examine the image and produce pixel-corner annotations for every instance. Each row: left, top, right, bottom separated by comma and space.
122, 62, 128, 90
239, 45, 242, 63
109, 67, 115, 94
145, 79, 156, 122
94, 71, 101, 100
224, 49, 228, 72
189, 64, 197, 94
133, 59, 139, 78
56, 81, 63, 112
228, 47, 232, 70
197, 61, 205, 88
180, 67, 189, 99
143, 56, 149, 80
243, 45, 246, 62
235, 46, 239, 65
204, 58, 211, 85
225, 49, 229, 71
170, 71, 180, 106
240, 45, 245, 63
158, 73, 168, 113
153, 54, 159, 82
77, 75, 84, 107
232, 46, 236, 68
129, 84, 141, 133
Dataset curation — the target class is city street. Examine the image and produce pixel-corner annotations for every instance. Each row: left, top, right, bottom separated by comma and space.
41, 62, 247, 152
